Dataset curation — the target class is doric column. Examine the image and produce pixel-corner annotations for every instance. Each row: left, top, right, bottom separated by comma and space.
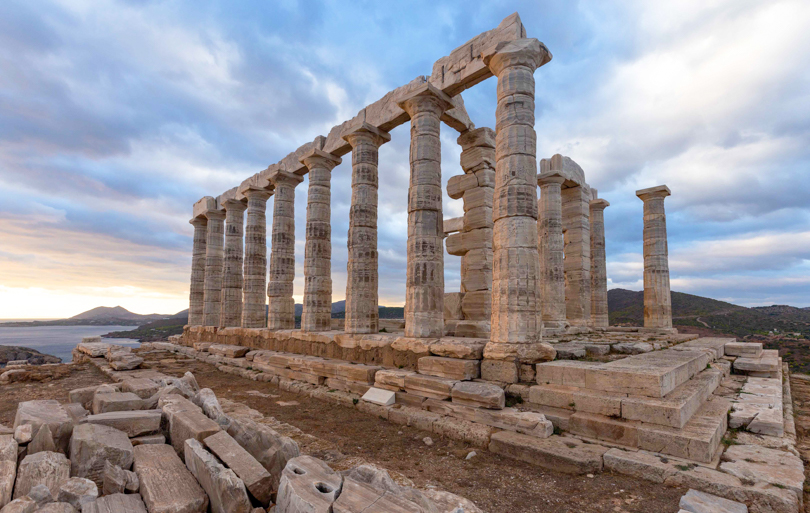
342, 123, 391, 334
188, 217, 207, 326
482, 38, 552, 362
220, 198, 247, 328
267, 170, 304, 330
241, 188, 272, 328
398, 84, 453, 338
300, 149, 341, 332
636, 185, 672, 329
562, 182, 592, 327
589, 198, 610, 328
202, 207, 226, 327
537, 171, 566, 333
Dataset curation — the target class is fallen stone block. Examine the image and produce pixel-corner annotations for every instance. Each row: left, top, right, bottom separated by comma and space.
417, 356, 480, 380
719, 444, 804, 498
84, 410, 161, 438
77, 341, 111, 357
333, 477, 424, 513
184, 439, 252, 513
56, 477, 98, 510
69, 424, 134, 488
208, 344, 250, 358
13, 401, 73, 454
489, 432, 608, 474
160, 395, 220, 455
451, 381, 505, 409
0, 435, 17, 463
14, 451, 71, 499
35, 502, 77, 513
130, 434, 165, 446
361, 388, 395, 406
226, 415, 299, 490
679, 489, 748, 513
133, 444, 208, 513
204, 431, 274, 505
108, 355, 144, 371
275, 456, 342, 513
14, 424, 33, 445
62, 404, 88, 425
191, 389, 228, 427
0, 497, 37, 513
102, 460, 139, 495
121, 379, 160, 399
0, 460, 15, 510
82, 493, 148, 513
91, 393, 142, 415
28, 425, 57, 455
27, 483, 53, 506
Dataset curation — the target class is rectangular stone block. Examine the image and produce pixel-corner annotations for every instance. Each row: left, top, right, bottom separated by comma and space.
184, 439, 252, 513
92, 393, 142, 415
82, 493, 148, 513
724, 342, 762, 358
535, 361, 601, 388
85, 410, 162, 438
375, 369, 416, 391
133, 444, 208, 513
160, 396, 221, 455
451, 381, 505, 409
571, 389, 625, 417
528, 384, 577, 410
333, 477, 423, 513
403, 374, 457, 400
568, 412, 640, 447
207, 344, 250, 358
733, 357, 780, 373
121, 379, 160, 399
361, 387, 396, 406
417, 357, 480, 380
672, 337, 733, 358
481, 359, 519, 383
335, 363, 381, 384
14, 400, 73, 454
323, 378, 370, 396
586, 350, 711, 398
489, 431, 607, 475
203, 431, 273, 505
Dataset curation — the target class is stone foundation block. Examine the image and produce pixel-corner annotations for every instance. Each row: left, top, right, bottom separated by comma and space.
489, 432, 607, 475
403, 374, 457, 400
417, 356, 480, 380
481, 359, 518, 383
451, 381, 505, 409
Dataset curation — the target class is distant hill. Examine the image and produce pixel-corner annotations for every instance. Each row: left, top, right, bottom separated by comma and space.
1, 306, 183, 328
608, 288, 810, 338
70, 306, 168, 322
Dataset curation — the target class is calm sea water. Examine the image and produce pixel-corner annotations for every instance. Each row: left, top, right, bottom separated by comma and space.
0, 325, 140, 363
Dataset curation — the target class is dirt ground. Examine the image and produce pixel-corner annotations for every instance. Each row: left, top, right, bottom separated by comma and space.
1, 352, 690, 513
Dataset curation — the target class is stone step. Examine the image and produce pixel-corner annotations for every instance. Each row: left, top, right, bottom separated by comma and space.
568, 412, 641, 447
621, 368, 723, 428
417, 357, 480, 380
488, 431, 608, 475
724, 342, 762, 358
672, 337, 734, 358
636, 396, 730, 463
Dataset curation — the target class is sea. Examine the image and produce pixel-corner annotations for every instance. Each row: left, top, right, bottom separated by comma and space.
0, 323, 140, 363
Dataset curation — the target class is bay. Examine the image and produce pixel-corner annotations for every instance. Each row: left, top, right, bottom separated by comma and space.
0, 325, 140, 363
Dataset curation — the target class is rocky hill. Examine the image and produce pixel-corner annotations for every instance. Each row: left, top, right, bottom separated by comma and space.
0, 346, 61, 366
1, 306, 182, 328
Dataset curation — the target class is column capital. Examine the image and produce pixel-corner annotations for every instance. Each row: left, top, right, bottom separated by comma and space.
342, 122, 391, 148
396, 83, 454, 117
203, 209, 225, 221
636, 185, 671, 201
537, 170, 565, 186
589, 198, 610, 210
267, 169, 304, 188
189, 217, 207, 227
299, 148, 342, 171
222, 198, 247, 212
483, 38, 552, 76
242, 187, 272, 201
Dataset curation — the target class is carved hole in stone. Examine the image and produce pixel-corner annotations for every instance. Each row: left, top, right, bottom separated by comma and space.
292, 467, 306, 475
315, 482, 334, 494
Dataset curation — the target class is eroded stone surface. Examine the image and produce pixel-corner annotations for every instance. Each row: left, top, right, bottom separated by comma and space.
14, 451, 70, 499
184, 439, 252, 513
13, 401, 73, 454
204, 431, 274, 505
69, 424, 134, 488
276, 456, 342, 513
133, 444, 208, 513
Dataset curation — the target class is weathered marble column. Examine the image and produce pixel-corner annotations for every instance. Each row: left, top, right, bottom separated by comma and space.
300, 149, 341, 332
267, 170, 304, 330
220, 198, 247, 327
562, 183, 592, 327
188, 217, 207, 326
241, 188, 272, 328
537, 171, 566, 333
482, 38, 552, 362
636, 185, 672, 329
202, 206, 226, 327
399, 84, 453, 338
589, 198, 610, 328
342, 123, 391, 334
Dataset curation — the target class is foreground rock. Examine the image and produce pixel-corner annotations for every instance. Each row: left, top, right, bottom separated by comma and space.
69, 424, 134, 488
13, 401, 73, 453
276, 456, 342, 513
184, 439, 252, 513
204, 431, 273, 505
102, 461, 139, 495
84, 411, 161, 438
82, 493, 148, 513
13, 451, 70, 499
0, 496, 37, 513
56, 477, 98, 510
0, 436, 18, 508
679, 489, 748, 513
225, 415, 299, 489
160, 395, 221, 455
133, 444, 208, 513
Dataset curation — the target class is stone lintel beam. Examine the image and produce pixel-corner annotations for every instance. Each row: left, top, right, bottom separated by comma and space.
192, 196, 217, 220
238, 171, 275, 197
277, 136, 326, 177
299, 148, 342, 168
267, 169, 305, 188
429, 12, 529, 96
219, 186, 245, 205
636, 185, 672, 201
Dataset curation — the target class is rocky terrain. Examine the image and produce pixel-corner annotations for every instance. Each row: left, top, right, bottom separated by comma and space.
0, 346, 61, 366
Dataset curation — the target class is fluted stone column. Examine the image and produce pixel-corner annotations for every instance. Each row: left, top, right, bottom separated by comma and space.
300, 149, 341, 332
562, 184, 592, 326
399, 84, 453, 338
267, 170, 304, 330
220, 199, 247, 327
482, 38, 552, 362
637, 185, 672, 329
188, 217, 207, 326
241, 188, 272, 328
537, 171, 566, 333
343, 123, 391, 334
589, 198, 610, 328
202, 208, 226, 327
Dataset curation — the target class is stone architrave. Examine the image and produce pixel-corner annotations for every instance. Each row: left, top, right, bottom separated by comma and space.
240, 188, 272, 328
398, 84, 453, 338
266, 170, 304, 330
220, 198, 247, 328
537, 170, 566, 334
188, 218, 207, 326
202, 206, 226, 327
636, 185, 672, 329
589, 198, 610, 328
300, 150, 342, 332
342, 123, 391, 334
482, 38, 552, 361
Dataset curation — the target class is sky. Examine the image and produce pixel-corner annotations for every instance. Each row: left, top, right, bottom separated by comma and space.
0, 0, 809, 318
